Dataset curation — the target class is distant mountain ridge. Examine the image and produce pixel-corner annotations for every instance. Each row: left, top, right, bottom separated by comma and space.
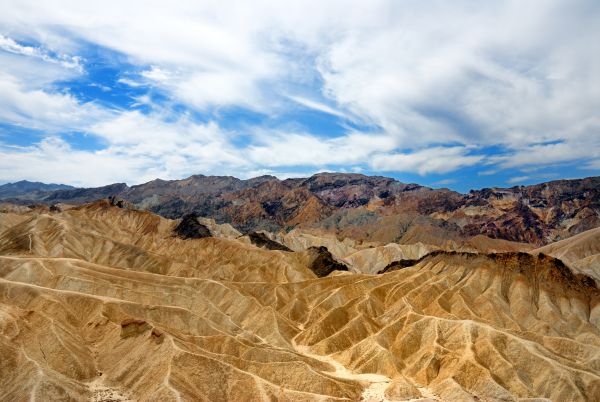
1, 173, 599, 245
0, 180, 74, 199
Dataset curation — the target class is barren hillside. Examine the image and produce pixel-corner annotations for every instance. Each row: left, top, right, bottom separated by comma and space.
1, 201, 600, 401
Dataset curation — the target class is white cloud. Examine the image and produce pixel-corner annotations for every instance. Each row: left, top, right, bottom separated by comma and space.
0, 72, 110, 132
490, 129, 600, 169
0, 112, 252, 186
316, 1, 600, 151
247, 130, 397, 167
1, 1, 598, 127
117, 77, 143, 87
240, 168, 316, 180
0, 34, 103, 133
173, 70, 266, 110
288, 95, 349, 119
140, 66, 171, 82
0, 1, 282, 110
585, 160, 600, 170
506, 175, 531, 184
0, 34, 82, 71
0, 137, 149, 187
88, 111, 251, 180
434, 179, 456, 186
370, 146, 483, 175
0, 0, 598, 185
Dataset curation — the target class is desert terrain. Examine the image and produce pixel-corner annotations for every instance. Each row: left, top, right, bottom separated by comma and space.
1, 189, 599, 401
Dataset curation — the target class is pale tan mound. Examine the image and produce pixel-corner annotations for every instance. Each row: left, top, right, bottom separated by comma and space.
274, 228, 360, 261
534, 227, 600, 282
0, 202, 32, 214
398, 224, 462, 250
458, 234, 535, 253
573, 255, 600, 285
0, 212, 30, 233
0, 203, 38, 232
534, 227, 600, 264
344, 242, 439, 274
197, 216, 242, 239
1, 202, 600, 401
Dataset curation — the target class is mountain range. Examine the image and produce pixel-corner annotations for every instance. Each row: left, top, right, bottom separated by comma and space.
2, 173, 599, 246
0, 180, 74, 199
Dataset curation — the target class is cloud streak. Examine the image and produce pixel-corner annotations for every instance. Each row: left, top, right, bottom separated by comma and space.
0, 34, 82, 71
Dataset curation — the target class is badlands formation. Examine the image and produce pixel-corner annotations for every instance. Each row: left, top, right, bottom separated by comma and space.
1, 197, 600, 401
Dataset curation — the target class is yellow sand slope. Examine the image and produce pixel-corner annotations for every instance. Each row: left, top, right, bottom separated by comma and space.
1, 202, 599, 401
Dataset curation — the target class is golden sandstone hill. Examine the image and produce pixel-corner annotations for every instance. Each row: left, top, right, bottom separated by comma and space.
1, 201, 600, 401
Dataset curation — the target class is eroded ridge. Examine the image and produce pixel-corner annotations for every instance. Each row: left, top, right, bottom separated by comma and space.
1, 202, 599, 401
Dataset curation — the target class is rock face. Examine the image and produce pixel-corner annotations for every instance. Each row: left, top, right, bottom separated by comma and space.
379, 256, 426, 274
2, 173, 599, 246
1, 202, 600, 400
107, 195, 133, 209
305, 246, 349, 277
172, 213, 211, 239
247, 232, 292, 251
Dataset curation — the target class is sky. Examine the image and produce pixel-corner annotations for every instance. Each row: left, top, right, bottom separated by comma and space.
0, 0, 598, 192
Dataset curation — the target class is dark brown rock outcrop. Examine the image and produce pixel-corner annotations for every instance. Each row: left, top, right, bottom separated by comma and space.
108, 195, 134, 209
247, 232, 292, 251
306, 246, 349, 277
173, 213, 211, 239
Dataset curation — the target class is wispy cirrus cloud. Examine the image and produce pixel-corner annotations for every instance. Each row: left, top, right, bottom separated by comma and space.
0, 72, 111, 132
287, 95, 350, 119
0, 34, 82, 71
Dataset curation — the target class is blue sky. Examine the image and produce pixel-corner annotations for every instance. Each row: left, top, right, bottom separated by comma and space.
0, 1, 598, 192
